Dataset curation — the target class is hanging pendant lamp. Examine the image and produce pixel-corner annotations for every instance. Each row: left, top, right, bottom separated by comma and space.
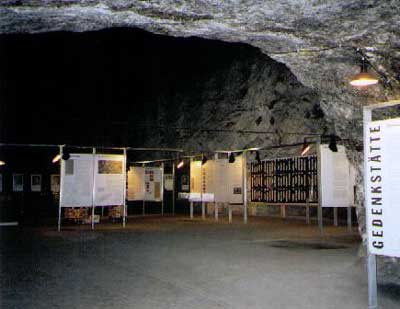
350, 57, 378, 87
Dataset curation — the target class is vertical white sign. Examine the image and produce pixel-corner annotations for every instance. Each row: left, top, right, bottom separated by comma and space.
144, 167, 163, 201
190, 161, 202, 194
320, 145, 355, 207
127, 166, 144, 201
94, 155, 125, 206
60, 154, 94, 207
366, 119, 400, 257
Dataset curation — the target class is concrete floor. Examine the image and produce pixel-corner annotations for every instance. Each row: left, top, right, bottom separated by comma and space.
1, 216, 399, 309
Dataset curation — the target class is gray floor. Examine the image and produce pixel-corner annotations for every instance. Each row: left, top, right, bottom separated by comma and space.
1, 216, 399, 309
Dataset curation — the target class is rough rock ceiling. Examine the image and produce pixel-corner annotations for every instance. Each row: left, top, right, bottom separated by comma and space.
1, 1, 400, 143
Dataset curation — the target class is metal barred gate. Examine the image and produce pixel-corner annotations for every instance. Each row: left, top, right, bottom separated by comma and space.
250, 155, 318, 204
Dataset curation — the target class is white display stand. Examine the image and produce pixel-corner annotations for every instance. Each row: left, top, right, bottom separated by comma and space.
127, 164, 164, 216
189, 153, 246, 222
60, 153, 94, 207
58, 149, 127, 231
94, 155, 125, 206
127, 166, 145, 201
320, 144, 356, 208
144, 167, 163, 202
127, 166, 164, 202
190, 154, 244, 204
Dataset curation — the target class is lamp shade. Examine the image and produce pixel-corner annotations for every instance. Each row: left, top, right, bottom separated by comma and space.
350, 72, 378, 87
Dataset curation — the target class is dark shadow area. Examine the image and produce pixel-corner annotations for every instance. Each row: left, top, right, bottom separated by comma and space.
0, 27, 263, 148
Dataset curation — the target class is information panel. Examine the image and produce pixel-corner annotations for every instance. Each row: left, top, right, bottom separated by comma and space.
94, 155, 125, 206
127, 166, 144, 201
144, 167, 163, 201
189, 154, 244, 203
60, 154, 94, 207
320, 145, 355, 207
127, 166, 163, 201
366, 118, 400, 257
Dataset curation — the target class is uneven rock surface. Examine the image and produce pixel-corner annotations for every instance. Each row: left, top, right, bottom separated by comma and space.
1, 1, 400, 284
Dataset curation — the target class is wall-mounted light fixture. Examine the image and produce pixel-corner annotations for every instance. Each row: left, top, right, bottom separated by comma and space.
0, 160, 5, 166
177, 160, 184, 169
255, 151, 261, 164
301, 138, 311, 156
62, 150, 70, 160
228, 152, 235, 163
201, 155, 208, 165
328, 135, 338, 152
52, 154, 61, 163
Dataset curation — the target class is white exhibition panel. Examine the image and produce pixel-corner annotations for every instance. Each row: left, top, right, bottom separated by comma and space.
127, 166, 163, 201
190, 160, 202, 194
127, 166, 144, 201
366, 118, 400, 257
320, 145, 355, 208
60, 154, 94, 207
190, 155, 244, 203
94, 155, 125, 206
144, 167, 163, 201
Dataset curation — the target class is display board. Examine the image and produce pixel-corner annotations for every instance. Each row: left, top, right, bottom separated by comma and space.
365, 118, 400, 257
60, 154, 94, 207
127, 166, 144, 201
144, 167, 163, 201
12, 174, 23, 192
51, 174, 60, 193
189, 154, 244, 203
164, 174, 173, 191
190, 161, 202, 194
94, 155, 125, 206
127, 166, 163, 201
320, 145, 355, 208
31, 174, 42, 192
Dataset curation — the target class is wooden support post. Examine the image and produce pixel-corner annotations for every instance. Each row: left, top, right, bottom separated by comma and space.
306, 200, 310, 225
215, 202, 218, 221
280, 204, 286, 218
228, 205, 232, 223
190, 201, 194, 220
333, 207, 338, 227
347, 207, 352, 232
202, 202, 205, 220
